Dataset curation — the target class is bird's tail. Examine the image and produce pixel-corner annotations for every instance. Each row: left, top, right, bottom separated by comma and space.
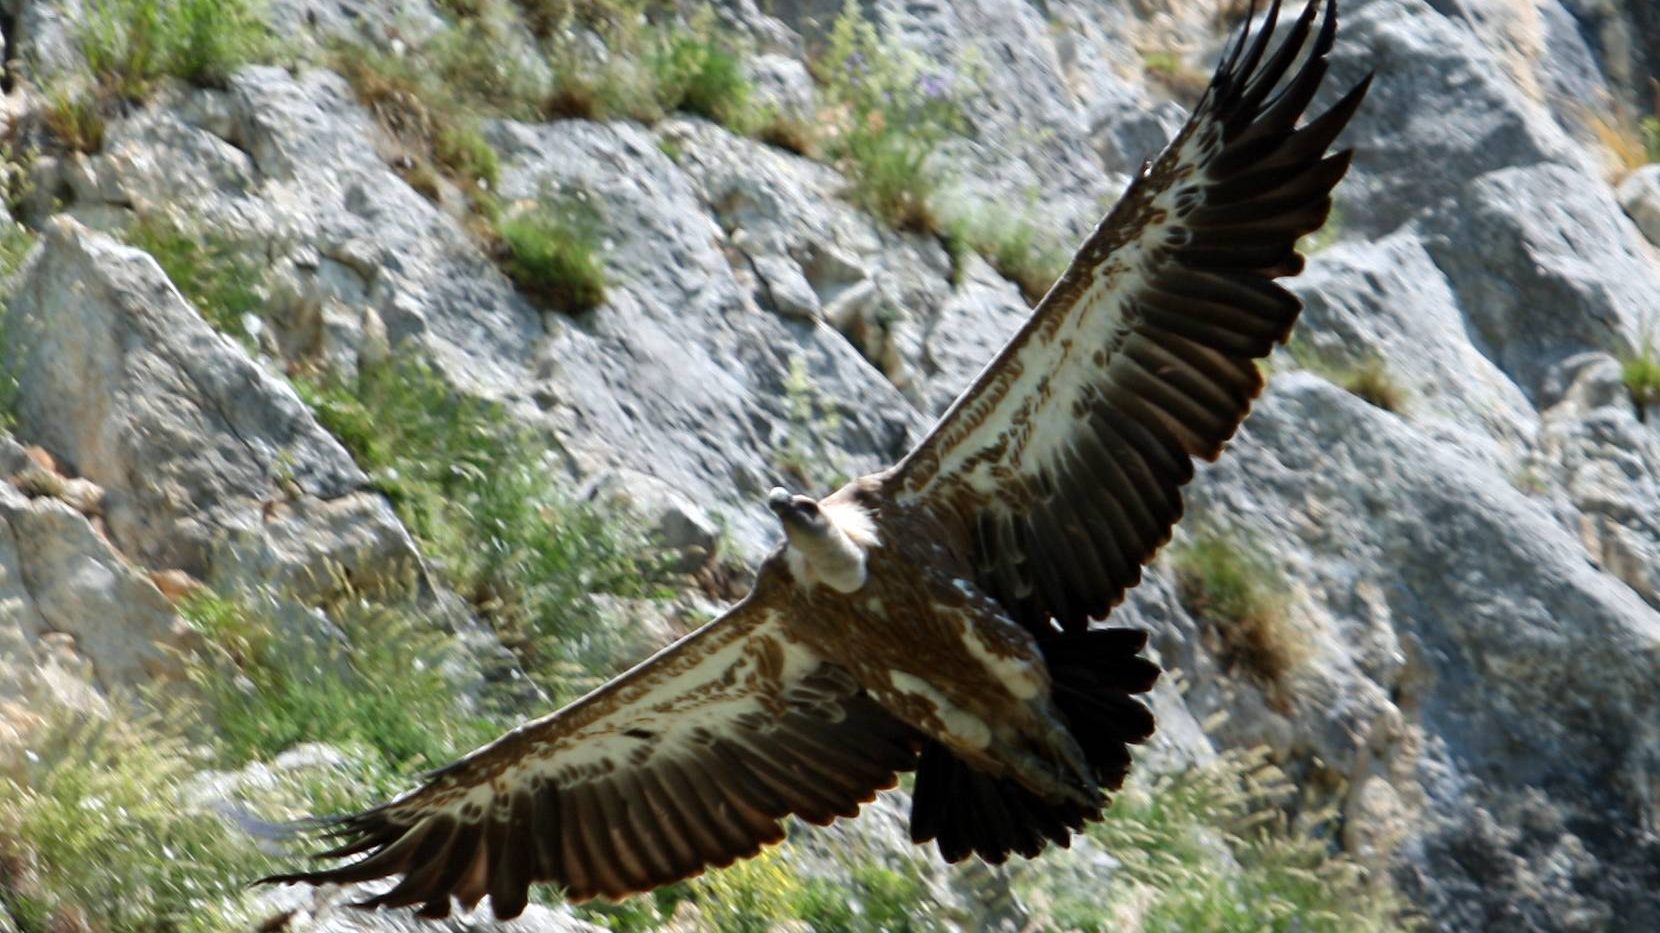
908, 628, 1159, 863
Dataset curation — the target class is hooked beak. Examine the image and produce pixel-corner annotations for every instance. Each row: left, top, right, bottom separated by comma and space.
767, 487, 821, 528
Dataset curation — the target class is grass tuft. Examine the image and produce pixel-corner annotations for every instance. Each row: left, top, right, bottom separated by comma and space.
77, 0, 271, 100
0, 224, 33, 432
179, 587, 496, 777
1172, 530, 1306, 694
492, 191, 608, 313
648, 11, 753, 129
1621, 341, 1660, 415
1052, 748, 1409, 932
941, 195, 1069, 302
1338, 356, 1407, 412
41, 87, 107, 153
1142, 48, 1211, 99
1284, 337, 1408, 413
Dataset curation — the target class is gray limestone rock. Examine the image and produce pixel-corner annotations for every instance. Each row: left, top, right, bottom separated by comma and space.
1618, 164, 1660, 247
1, 217, 417, 592
1421, 163, 1660, 402
0, 478, 189, 702
1329, 0, 1588, 238
1289, 230, 1539, 467
1185, 374, 1660, 929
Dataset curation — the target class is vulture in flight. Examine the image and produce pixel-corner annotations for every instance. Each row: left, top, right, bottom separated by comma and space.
266, 0, 1369, 919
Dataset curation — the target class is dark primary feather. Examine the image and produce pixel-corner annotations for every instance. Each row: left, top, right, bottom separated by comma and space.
899, 0, 1367, 864
259, 593, 920, 919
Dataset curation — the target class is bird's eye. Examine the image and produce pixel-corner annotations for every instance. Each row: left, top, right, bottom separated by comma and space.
798, 500, 820, 515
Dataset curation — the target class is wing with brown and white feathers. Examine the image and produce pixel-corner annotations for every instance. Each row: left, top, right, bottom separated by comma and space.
264, 572, 918, 919
888, 0, 1369, 633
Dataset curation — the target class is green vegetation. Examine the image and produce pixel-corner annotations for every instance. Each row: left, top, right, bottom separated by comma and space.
1621, 340, 1660, 415
1339, 356, 1408, 412
42, 0, 271, 151
297, 354, 660, 703
1141, 48, 1210, 99
180, 587, 496, 776
492, 190, 608, 312
649, 22, 754, 131
0, 224, 34, 432
1643, 115, 1660, 163
1037, 748, 1408, 932
41, 87, 106, 153
78, 0, 269, 98
1284, 336, 1408, 413
1172, 529, 1306, 696
123, 213, 265, 342
0, 708, 270, 932
942, 196, 1069, 303
327, 36, 514, 202
578, 850, 941, 933
815, 1, 966, 232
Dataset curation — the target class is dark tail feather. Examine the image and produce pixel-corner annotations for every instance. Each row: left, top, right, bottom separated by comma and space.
908, 627, 1160, 863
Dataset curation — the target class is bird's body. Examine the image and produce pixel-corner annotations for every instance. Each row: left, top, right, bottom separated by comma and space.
769, 479, 1095, 808
265, 0, 1370, 918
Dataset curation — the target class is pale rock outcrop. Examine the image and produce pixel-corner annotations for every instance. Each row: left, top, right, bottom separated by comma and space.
1291, 231, 1539, 468
1, 218, 417, 594
1184, 375, 1660, 931
1538, 352, 1660, 612
1422, 163, 1660, 401
0, 437, 190, 702
1619, 163, 1660, 247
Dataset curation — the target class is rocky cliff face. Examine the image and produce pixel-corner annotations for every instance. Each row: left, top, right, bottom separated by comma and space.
1, 0, 1658, 930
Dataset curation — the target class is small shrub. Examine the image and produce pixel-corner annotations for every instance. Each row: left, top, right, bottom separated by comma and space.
0, 224, 33, 431
330, 28, 521, 204
0, 707, 268, 930
1284, 337, 1407, 413
493, 191, 608, 312
1172, 530, 1305, 692
1622, 341, 1660, 415
435, 121, 501, 190
775, 354, 848, 491
165, 0, 268, 87
815, 1, 966, 232
649, 25, 753, 129
297, 354, 659, 703
124, 213, 265, 340
687, 849, 805, 933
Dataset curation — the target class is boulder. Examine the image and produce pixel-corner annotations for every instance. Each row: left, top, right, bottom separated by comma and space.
1, 218, 417, 593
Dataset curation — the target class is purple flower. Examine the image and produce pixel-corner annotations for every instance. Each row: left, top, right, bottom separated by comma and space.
918, 72, 949, 99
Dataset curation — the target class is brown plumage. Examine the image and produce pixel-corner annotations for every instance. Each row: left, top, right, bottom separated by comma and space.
262, 0, 1368, 918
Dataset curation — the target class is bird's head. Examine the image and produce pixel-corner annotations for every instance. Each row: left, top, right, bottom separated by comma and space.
767, 486, 828, 540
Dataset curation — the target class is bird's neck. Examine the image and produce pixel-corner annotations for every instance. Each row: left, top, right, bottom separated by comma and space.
785, 500, 879, 594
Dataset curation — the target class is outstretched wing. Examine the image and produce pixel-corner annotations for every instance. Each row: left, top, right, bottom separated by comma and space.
887, 0, 1369, 633
264, 571, 919, 919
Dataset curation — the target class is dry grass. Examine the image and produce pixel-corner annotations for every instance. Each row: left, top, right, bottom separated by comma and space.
1173, 530, 1308, 698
